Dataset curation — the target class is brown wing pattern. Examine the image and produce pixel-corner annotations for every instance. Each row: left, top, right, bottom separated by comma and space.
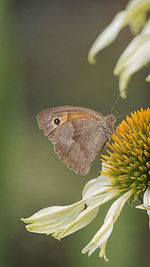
37, 106, 107, 175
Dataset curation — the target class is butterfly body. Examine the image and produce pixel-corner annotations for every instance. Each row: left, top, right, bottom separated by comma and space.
37, 106, 116, 175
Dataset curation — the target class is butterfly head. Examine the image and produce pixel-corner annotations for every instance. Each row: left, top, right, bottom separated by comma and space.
104, 114, 116, 136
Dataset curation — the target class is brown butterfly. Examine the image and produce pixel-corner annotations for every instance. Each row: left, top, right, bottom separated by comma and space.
37, 106, 116, 175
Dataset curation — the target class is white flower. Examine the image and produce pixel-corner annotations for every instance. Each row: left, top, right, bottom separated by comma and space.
22, 163, 135, 261
22, 108, 150, 261
88, 0, 150, 98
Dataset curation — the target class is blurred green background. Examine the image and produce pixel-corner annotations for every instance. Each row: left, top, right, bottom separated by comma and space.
1, 0, 150, 266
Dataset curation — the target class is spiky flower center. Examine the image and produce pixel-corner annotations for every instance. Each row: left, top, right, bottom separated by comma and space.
102, 108, 150, 195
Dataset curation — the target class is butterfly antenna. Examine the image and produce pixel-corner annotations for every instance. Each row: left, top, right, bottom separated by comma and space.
116, 113, 127, 119
111, 88, 127, 114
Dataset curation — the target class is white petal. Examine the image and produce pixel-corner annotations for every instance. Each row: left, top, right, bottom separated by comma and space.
129, 12, 146, 34
82, 216, 113, 256
124, 0, 150, 30
142, 18, 150, 34
99, 240, 109, 262
114, 34, 150, 75
58, 190, 117, 239
82, 190, 133, 258
57, 207, 99, 239
88, 11, 126, 64
22, 200, 85, 234
82, 175, 112, 199
86, 190, 117, 208
143, 187, 150, 208
118, 35, 150, 92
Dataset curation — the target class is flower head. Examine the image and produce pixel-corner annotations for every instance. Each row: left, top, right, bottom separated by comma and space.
102, 107, 150, 194
88, 0, 150, 98
22, 107, 150, 261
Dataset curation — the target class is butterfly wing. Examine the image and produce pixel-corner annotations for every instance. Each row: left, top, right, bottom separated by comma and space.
37, 106, 108, 175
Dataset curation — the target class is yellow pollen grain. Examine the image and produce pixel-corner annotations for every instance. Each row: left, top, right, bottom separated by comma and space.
148, 137, 150, 145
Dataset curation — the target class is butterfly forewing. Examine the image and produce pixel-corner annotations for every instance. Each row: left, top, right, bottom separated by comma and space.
37, 106, 114, 175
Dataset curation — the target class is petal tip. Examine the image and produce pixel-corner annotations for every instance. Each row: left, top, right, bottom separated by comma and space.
88, 54, 97, 65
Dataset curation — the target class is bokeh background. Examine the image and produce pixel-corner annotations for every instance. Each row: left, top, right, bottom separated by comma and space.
1, 0, 150, 266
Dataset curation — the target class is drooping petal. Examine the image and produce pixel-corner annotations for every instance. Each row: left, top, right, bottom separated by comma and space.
88, 11, 126, 64
56, 190, 117, 239
114, 18, 150, 76
123, 0, 150, 33
116, 34, 150, 96
21, 200, 85, 234
114, 34, 149, 76
55, 206, 99, 239
82, 190, 133, 260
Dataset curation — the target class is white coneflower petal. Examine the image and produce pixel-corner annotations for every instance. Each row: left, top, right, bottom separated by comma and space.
88, 0, 150, 97
82, 174, 112, 199
117, 35, 150, 94
82, 190, 133, 260
21, 200, 85, 234
88, 11, 126, 64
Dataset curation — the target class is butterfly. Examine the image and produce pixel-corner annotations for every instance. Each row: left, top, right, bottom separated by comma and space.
37, 105, 116, 175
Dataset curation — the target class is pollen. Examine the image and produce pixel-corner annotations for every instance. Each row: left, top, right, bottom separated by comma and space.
101, 108, 150, 195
